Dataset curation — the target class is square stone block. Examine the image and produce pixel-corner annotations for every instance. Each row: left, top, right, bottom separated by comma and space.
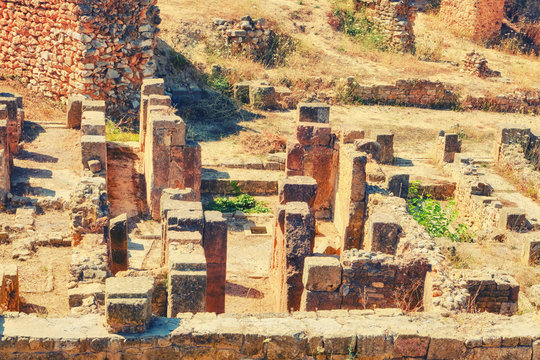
106, 298, 151, 334
169, 244, 207, 272
297, 103, 330, 124
82, 111, 106, 136
296, 123, 333, 146
82, 100, 106, 113
279, 176, 318, 207
66, 95, 85, 129
141, 78, 165, 96
302, 256, 342, 292
498, 208, 527, 231
105, 276, 154, 300
301, 290, 341, 311
81, 135, 107, 169
168, 270, 207, 316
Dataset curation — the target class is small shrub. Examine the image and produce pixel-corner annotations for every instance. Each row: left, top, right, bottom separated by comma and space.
407, 181, 474, 242
206, 182, 270, 214
205, 71, 232, 95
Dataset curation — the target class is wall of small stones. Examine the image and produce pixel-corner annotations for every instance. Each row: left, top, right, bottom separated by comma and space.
440, 0, 506, 41
464, 89, 540, 114
357, 0, 417, 52
0, 0, 160, 118
340, 79, 460, 109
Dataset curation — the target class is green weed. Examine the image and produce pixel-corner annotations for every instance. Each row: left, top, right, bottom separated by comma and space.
106, 121, 139, 142
407, 181, 474, 242
206, 182, 270, 214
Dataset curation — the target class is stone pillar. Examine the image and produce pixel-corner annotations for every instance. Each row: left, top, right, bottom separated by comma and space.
278, 176, 318, 208
300, 256, 342, 311
0, 97, 19, 157
522, 238, 540, 266
105, 277, 153, 334
333, 145, 367, 250
140, 78, 165, 152
272, 201, 315, 312
109, 214, 128, 274
82, 111, 106, 136
168, 244, 207, 317
83, 100, 106, 113
0, 118, 10, 200
144, 105, 186, 220
286, 105, 338, 218
364, 212, 403, 255
81, 135, 107, 173
203, 211, 228, 314
0, 264, 19, 312
376, 133, 394, 164
66, 95, 85, 129
435, 132, 461, 164
387, 174, 410, 199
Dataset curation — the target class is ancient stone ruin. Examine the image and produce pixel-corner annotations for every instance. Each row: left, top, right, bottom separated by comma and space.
1, 1, 540, 359
440, 0, 506, 41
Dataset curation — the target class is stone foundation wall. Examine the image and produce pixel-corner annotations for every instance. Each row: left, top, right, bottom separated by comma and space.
0, 0, 160, 118
464, 89, 540, 114
440, 0, 506, 41
2, 311, 539, 359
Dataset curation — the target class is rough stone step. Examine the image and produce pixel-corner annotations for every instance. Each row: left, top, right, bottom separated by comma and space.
202, 167, 283, 195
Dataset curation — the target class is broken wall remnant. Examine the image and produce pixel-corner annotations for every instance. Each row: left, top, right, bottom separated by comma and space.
464, 271, 519, 314
143, 91, 201, 220
0, 0, 161, 118
435, 132, 462, 164
440, 0, 506, 41
272, 201, 315, 312
356, 0, 417, 52
286, 103, 338, 218
463, 51, 501, 78
333, 145, 367, 251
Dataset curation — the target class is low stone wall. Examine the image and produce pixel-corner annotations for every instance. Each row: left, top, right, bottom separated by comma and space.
339, 79, 459, 109
212, 16, 274, 59
464, 88, 540, 114
440, 0, 505, 41
1, 311, 540, 359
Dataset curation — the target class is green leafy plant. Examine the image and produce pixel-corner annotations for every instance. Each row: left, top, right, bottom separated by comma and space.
329, 7, 388, 52
407, 181, 474, 242
206, 181, 270, 214
169, 49, 189, 70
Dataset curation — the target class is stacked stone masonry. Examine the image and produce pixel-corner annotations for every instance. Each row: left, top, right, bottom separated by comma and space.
141, 79, 202, 220
0, 93, 24, 201
357, 0, 417, 52
5, 309, 540, 359
440, 0, 506, 41
0, 0, 160, 117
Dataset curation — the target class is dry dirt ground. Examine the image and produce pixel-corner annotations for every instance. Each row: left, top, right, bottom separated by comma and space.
159, 0, 540, 95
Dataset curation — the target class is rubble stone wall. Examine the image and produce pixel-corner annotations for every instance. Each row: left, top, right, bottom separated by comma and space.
357, 0, 417, 52
440, 0, 506, 41
0, 0, 160, 118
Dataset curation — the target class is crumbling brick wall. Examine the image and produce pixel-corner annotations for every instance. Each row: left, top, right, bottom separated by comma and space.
440, 0, 506, 41
0, 0, 160, 118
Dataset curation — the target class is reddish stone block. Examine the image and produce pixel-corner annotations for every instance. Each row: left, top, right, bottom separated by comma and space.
296, 124, 333, 147
286, 142, 304, 171
300, 290, 341, 311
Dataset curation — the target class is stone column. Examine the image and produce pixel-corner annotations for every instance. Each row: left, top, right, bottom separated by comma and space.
109, 214, 128, 274
376, 133, 394, 164
272, 201, 315, 312
435, 132, 461, 164
203, 211, 228, 314
140, 78, 165, 152
0, 264, 19, 312
66, 95, 85, 129
333, 145, 367, 250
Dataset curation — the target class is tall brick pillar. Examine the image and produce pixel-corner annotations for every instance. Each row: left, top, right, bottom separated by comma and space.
286, 103, 338, 219
140, 79, 165, 152
272, 201, 315, 312
203, 211, 228, 314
